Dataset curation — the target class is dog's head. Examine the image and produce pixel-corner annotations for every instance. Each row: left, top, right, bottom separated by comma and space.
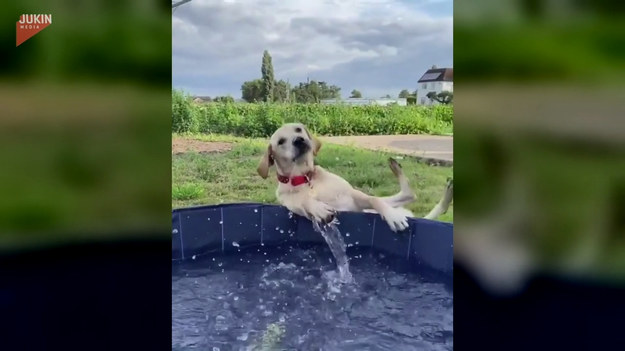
257, 123, 321, 179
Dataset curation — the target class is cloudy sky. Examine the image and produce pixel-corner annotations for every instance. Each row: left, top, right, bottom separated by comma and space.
173, 0, 452, 99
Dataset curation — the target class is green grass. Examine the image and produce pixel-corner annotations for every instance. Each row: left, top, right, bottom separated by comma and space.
172, 134, 453, 222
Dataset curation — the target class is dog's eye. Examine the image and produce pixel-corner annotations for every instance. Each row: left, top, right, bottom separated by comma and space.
277, 138, 286, 145
295, 127, 302, 133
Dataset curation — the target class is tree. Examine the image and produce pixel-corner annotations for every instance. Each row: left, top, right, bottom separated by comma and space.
398, 89, 410, 98
213, 95, 235, 103
291, 80, 341, 103
350, 89, 362, 98
261, 50, 275, 102
381, 94, 391, 99
241, 79, 264, 102
426, 91, 453, 105
242, 77, 289, 103
273, 80, 290, 103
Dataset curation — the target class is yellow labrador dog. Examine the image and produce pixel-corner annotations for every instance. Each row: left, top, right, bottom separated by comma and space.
257, 123, 452, 232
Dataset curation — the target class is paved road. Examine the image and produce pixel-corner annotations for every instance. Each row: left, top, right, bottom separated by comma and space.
321, 135, 453, 164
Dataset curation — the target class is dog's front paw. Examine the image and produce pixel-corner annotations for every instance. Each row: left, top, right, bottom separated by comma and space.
307, 201, 336, 224
382, 208, 409, 232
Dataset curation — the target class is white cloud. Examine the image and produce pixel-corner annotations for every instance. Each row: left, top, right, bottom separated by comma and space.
173, 0, 452, 98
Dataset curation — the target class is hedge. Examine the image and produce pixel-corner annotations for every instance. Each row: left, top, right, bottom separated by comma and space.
172, 90, 453, 137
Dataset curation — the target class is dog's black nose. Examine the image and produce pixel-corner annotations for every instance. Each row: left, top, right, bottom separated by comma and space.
293, 136, 305, 145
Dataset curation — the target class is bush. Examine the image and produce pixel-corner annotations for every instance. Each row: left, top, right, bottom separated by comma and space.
172, 90, 453, 136
172, 90, 198, 133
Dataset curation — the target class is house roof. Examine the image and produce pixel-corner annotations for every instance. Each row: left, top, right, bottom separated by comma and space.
418, 68, 453, 82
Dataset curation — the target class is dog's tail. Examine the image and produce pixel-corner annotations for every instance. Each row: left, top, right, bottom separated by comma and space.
382, 158, 416, 207
424, 177, 453, 220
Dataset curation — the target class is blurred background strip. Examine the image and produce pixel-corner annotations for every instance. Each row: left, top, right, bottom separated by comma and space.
454, 0, 625, 349
0, 1, 172, 350
0, 0, 172, 247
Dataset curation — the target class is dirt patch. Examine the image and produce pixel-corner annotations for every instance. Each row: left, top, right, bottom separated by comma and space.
172, 138, 233, 155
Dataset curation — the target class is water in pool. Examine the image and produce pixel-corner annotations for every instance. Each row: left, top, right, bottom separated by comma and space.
172, 245, 453, 350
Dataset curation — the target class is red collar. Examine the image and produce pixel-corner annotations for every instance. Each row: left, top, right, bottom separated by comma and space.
277, 171, 314, 186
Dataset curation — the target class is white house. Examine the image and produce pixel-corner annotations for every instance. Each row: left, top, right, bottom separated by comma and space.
416, 66, 453, 106
321, 98, 407, 106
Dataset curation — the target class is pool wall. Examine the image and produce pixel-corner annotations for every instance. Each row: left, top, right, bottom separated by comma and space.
172, 203, 453, 278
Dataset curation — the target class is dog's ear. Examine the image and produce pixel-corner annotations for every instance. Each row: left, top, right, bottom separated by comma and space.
304, 126, 322, 156
257, 144, 274, 179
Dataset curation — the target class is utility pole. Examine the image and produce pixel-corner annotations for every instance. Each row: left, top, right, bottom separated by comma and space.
172, 0, 192, 9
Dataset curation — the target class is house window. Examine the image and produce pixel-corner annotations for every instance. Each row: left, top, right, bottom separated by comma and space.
422, 83, 427, 89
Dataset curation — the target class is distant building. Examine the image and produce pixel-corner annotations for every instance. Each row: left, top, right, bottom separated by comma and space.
416, 66, 453, 106
321, 98, 407, 106
191, 96, 246, 103
192, 96, 212, 104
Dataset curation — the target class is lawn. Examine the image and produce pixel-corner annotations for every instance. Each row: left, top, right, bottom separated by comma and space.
172, 134, 453, 222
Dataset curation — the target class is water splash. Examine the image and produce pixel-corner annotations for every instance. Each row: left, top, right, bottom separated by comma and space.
312, 219, 353, 284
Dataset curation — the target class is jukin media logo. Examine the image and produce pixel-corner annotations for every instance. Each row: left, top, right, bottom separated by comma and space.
16, 14, 52, 47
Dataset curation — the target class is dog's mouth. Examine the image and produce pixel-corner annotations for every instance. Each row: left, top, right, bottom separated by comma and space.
292, 138, 310, 161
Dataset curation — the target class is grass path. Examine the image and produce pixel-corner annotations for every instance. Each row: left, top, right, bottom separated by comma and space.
172, 134, 453, 222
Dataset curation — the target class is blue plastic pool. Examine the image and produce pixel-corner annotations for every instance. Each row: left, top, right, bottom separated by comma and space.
172, 203, 453, 350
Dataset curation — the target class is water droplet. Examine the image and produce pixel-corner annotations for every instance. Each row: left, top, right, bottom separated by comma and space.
355, 241, 359, 245
280, 230, 284, 234
234, 296, 239, 301
207, 218, 211, 221
192, 255, 196, 260
345, 232, 350, 237
219, 221, 223, 225
275, 227, 279, 231
232, 241, 240, 247
172, 228, 178, 234
212, 257, 216, 261
218, 262, 223, 267
254, 209, 258, 213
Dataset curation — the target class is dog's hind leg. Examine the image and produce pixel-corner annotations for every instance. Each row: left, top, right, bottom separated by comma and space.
424, 178, 453, 220
352, 189, 410, 232
381, 158, 416, 208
